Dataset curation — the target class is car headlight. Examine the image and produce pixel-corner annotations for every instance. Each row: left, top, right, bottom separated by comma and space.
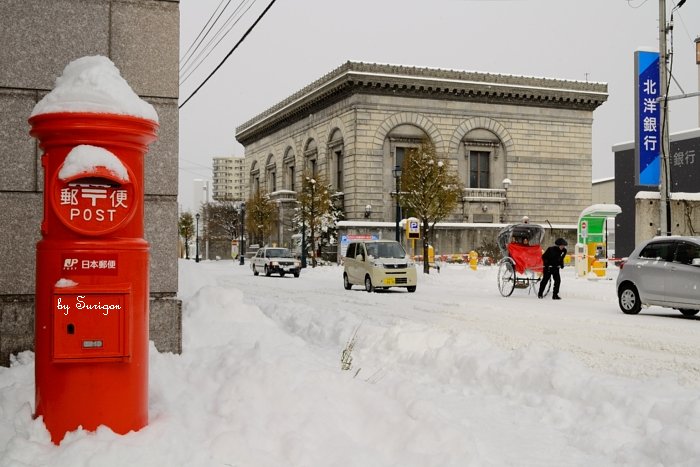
271, 261, 279, 266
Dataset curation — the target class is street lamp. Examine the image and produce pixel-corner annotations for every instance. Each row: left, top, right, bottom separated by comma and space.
195, 212, 200, 263
239, 202, 246, 265
301, 214, 307, 269
393, 165, 402, 242
501, 178, 512, 223
309, 179, 316, 267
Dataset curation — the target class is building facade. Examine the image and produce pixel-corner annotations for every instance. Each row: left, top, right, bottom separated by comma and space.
212, 156, 245, 202
236, 62, 607, 251
592, 177, 615, 205
0, 0, 181, 364
192, 178, 211, 209
613, 129, 700, 257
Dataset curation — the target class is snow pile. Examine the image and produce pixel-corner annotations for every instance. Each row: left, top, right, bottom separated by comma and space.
1, 261, 700, 466
31, 55, 158, 122
54, 279, 78, 288
58, 145, 129, 182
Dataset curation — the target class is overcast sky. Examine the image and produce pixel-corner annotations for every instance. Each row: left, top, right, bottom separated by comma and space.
178, 0, 700, 212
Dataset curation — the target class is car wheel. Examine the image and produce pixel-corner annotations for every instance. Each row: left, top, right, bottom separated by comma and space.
618, 284, 641, 314
265, 265, 271, 277
364, 275, 374, 293
343, 273, 352, 290
252, 265, 259, 276
293, 271, 300, 278
407, 285, 416, 293
679, 309, 699, 317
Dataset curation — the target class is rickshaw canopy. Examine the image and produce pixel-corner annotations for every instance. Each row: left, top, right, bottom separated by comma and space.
497, 223, 545, 255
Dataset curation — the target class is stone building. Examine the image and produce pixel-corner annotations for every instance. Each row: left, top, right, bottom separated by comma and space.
235, 61, 608, 253
0, 1, 181, 364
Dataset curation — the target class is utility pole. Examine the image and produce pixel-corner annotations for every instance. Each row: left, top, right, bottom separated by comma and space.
658, 0, 671, 236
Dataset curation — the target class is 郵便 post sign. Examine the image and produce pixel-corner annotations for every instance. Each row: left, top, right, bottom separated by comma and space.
635, 50, 661, 186
53, 179, 135, 235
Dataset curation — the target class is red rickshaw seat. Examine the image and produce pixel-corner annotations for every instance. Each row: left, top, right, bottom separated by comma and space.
507, 243, 543, 275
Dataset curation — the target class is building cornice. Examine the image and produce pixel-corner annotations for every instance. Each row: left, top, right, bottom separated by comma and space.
235, 61, 609, 146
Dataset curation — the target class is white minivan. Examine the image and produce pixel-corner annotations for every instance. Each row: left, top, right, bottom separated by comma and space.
343, 240, 417, 292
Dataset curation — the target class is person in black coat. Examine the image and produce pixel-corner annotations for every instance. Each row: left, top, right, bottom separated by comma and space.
538, 238, 568, 300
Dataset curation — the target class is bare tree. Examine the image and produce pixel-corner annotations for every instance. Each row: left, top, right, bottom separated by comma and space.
204, 201, 240, 241
400, 140, 463, 273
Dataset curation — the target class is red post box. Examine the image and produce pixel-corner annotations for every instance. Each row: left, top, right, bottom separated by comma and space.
29, 58, 158, 443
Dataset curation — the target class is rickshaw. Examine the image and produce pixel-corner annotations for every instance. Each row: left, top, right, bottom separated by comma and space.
496, 223, 551, 297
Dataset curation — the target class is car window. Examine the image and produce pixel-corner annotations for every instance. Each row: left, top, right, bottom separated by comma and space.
346, 243, 355, 258
674, 242, 700, 265
378, 242, 406, 258
639, 242, 675, 261
265, 249, 289, 258
366, 243, 378, 258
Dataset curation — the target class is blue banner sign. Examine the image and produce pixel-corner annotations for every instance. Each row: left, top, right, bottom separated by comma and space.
635, 50, 661, 186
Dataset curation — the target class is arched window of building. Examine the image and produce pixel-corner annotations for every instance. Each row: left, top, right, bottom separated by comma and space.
304, 139, 318, 178
283, 147, 296, 191
462, 129, 502, 189
265, 154, 276, 192
249, 160, 260, 195
328, 129, 344, 192
387, 124, 428, 169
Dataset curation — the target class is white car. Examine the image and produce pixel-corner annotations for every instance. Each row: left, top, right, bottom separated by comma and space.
343, 240, 417, 292
616, 236, 700, 316
251, 247, 301, 278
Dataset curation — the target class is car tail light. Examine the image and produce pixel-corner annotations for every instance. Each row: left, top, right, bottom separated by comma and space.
619, 260, 626, 270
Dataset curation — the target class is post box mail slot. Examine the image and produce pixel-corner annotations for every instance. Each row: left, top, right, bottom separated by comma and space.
52, 285, 131, 362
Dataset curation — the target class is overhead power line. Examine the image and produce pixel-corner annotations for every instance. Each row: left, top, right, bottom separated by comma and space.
179, 0, 229, 71
180, 0, 258, 87
179, 0, 279, 110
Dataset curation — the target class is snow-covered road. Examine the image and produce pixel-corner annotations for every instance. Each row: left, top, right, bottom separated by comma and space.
217, 261, 700, 387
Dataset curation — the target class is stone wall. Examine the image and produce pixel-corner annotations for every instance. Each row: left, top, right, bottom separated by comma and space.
0, 0, 181, 364
635, 195, 700, 245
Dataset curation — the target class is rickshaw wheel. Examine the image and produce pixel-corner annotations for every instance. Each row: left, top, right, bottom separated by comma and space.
497, 261, 515, 297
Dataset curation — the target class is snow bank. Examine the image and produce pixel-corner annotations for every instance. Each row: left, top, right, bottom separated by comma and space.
2, 261, 700, 466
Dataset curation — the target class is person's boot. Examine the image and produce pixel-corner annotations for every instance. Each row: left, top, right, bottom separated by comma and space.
552, 294, 561, 300
537, 293, 543, 299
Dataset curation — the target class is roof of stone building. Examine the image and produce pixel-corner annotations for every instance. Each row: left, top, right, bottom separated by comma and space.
236, 61, 609, 145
